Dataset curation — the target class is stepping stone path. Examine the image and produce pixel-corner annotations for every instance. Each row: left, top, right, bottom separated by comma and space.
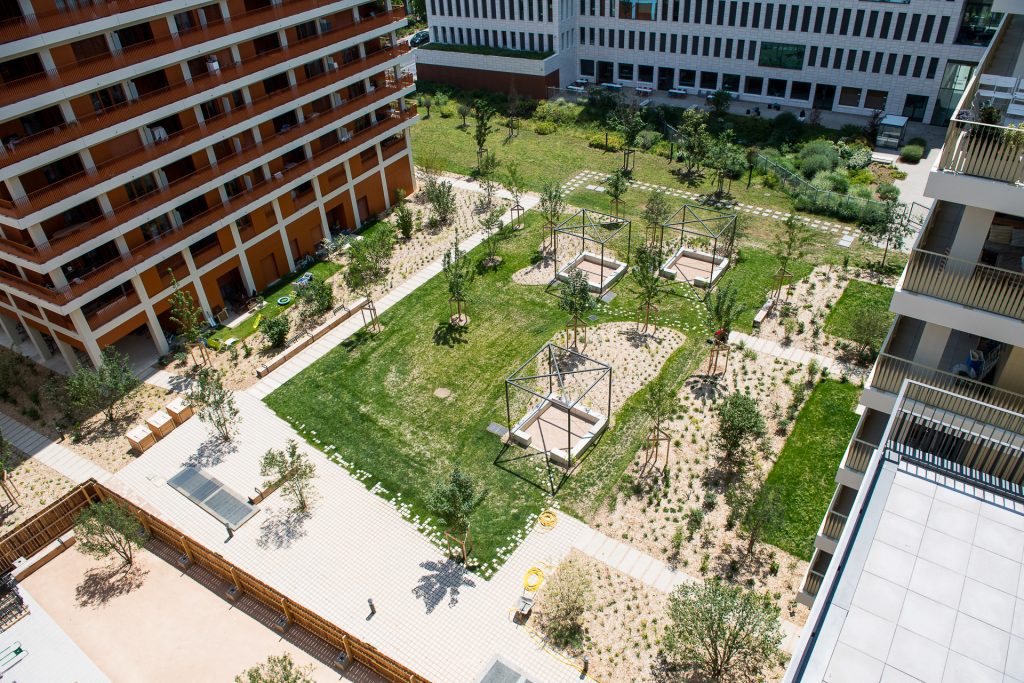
562, 170, 860, 248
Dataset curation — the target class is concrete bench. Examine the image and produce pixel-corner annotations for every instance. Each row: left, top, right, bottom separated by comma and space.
752, 298, 775, 329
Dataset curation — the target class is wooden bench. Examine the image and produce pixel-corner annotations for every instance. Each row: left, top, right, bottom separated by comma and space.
752, 298, 776, 329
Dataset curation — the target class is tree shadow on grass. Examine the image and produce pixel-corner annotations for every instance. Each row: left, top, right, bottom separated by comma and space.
75, 562, 149, 608
411, 559, 476, 614
180, 434, 237, 469
432, 321, 469, 347
256, 507, 311, 550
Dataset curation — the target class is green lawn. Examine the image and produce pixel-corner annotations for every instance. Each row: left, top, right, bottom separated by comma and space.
209, 261, 342, 344
824, 279, 895, 344
758, 380, 861, 561
266, 210, 804, 571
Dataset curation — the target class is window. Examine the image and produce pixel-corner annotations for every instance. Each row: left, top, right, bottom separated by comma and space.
722, 73, 740, 92
638, 64, 654, 82
679, 69, 696, 86
864, 89, 887, 109
758, 42, 805, 70
700, 71, 718, 89
618, 62, 634, 80
766, 78, 787, 97
581, 59, 595, 76
743, 76, 764, 94
838, 86, 861, 107
790, 81, 811, 100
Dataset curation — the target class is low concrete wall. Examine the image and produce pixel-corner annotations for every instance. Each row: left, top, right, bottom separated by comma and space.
255, 297, 369, 378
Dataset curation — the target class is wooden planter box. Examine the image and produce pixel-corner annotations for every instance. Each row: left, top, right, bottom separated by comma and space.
146, 411, 174, 439
166, 398, 193, 425
127, 425, 157, 454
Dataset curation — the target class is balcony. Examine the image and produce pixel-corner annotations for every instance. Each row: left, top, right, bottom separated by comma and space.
85, 289, 141, 331
842, 438, 875, 475
0, 75, 413, 266
872, 352, 1024, 415
815, 485, 856, 555
797, 549, 833, 607
0, 4, 405, 107
902, 248, 1024, 321
0, 0, 166, 43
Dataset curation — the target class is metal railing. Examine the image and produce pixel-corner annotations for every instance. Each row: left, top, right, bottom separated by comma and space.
821, 510, 848, 541
902, 248, 1024, 320
801, 569, 826, 598
872, 352, 1024, 416
844, 439, 875, 473
755, 153, 888, 221
938, 120, 1024, 185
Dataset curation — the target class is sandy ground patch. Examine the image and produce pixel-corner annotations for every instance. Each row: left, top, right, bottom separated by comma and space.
23, 541, 384, 683
593, 348, 815, 626
0, 446, 74, 533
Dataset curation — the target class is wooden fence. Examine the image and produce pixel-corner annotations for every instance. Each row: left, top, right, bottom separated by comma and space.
0, 480, 431, 683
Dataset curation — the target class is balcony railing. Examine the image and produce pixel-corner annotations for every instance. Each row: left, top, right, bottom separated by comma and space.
872, 352, 1024, 416
801, 569, 826, 599
0, 5, 405, 107
0, 76, 413, 268
843, 439, 876, 474
0, 69, 413, 224
937, 120, 1024, 185
820, 510, 848, 542
902, 248, 1024, 320
0, 27, 409, 170
0, 0, 167, 43
85, 289, 141, 330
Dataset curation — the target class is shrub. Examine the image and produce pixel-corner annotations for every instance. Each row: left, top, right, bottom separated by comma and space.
877, 183, 900, 202
906, 136, 928, 149
261, 314, 290, 348
825, 172, 850, 194
534, 98, 580, 124
843, 144, 873, 170
588, 132, 622, 151
848, 168, 875, 185
534, 121, 557, 135
637, 130, 663, 150
800, 153, 836, 179
799, 139, 837, 161
899, 144, 924, 163
541, 557, 593, 647
438, 104, 455, 118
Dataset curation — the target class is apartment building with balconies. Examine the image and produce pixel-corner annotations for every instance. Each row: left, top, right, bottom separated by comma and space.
784, 2, 1024, 680
0, 0, 417, 372
421, 0, 1002, 124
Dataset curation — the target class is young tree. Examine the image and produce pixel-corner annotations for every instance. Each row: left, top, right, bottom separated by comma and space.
704, 283, 747, 339
860, 201, 914, 269
641, 375, 679, 471
260, 440, 316, 513
538, 181, 567, 230
641, 188, 671, 248
296, 276, 334, 327
235, 654, 315, 683
420, 94, 433, 119
559, 267, 596, 347
479, 207, 507, 268
425, 177, 457, 225
74, 500, 148, 568
677, 108, 712, 177
504, 160, 527, 209
631, 243, 668, 332
742, 486, 784, 557
605, 168, 630, 217
456, 103, 471, 129
345, 229, 395, 331
477, 150, 500, 209
66, 348, 140, 423
427, 466, 487, 559
443, 235, 475, 325
714, 392, 766, 475
187, 367, 240, 441
260, 315, 290, 349
846, 307, 892, 363
473, 100, 496, 168
540, 557, 593, 647
664, 579, 782, 682
393, 188, 415, 240
169, 275, 208, 366
706, 131, 746, 198
612, 105, 646, 173
707, 89, 732, 116
774, 215, 815, 274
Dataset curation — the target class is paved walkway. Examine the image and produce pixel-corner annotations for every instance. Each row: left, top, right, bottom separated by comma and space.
562, 170, 861, 246
728, 331, 847, 374
0, 412, 109, 484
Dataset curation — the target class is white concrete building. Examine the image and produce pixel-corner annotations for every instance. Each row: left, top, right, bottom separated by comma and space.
421, 0, 1002, 123
786, 2, 1024, 680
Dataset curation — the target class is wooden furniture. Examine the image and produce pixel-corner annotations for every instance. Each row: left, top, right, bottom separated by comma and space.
146, 411, 174, 439
127, 425, 156, 454
166, 398, 193, 425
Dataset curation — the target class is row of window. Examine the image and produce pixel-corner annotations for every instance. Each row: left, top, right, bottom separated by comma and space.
431, 26, 556, 52
576, 29, 942, 80
430, 0, 555, 22
577, 0, 958, 46
578, 59, 903, 110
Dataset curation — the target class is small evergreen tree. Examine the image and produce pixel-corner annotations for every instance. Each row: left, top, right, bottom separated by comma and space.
260, 315, 290, 348
187, 367, 240, 441
296, 276, 334, 325
540, 557, 593, 647
456, 103, 471, 129
428, 466, 487, 559
74, 500, 147, 568
605, 169, 629, 217
631, 243, 667, 331
704, 283, 747, 338
66, 348, 140, 423
393, 189, 415, 240
480, 208, 507, 267
714, 392, 766, 475
260, 440, 316, 513
477, 151, 500, 209
677, 108, 712, 177
473, 100, 496, 168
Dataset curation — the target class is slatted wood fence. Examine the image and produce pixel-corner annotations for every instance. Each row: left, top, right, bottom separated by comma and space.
0, 480, 431, 683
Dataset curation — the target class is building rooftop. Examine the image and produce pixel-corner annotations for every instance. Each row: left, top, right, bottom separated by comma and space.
794, 462, 1024, 682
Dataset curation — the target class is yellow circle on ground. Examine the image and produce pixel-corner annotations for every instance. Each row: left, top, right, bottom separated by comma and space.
538, 510, 557, 528
524, 567, 545, 591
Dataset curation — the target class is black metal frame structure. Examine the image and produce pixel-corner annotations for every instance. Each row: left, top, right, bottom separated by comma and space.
552, 208, 633, 295
651, 204, 737, 291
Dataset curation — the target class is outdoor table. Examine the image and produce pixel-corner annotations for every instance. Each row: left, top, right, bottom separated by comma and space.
127, 424, 156, 454
166, 397, 193, 426
147, 410, 175, 439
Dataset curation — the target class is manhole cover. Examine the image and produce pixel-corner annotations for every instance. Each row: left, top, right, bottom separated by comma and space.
433, 387, 451, 399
